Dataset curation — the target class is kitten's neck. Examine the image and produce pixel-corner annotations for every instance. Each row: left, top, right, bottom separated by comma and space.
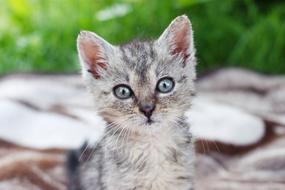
100, 118, 193, 179
103, 118, 191, 151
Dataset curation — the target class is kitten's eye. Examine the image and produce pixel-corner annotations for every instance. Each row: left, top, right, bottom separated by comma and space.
113, 85, 132, 99
156, 77, 175, 93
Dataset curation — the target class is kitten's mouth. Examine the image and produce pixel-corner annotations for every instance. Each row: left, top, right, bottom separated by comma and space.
146, 118, 154, 125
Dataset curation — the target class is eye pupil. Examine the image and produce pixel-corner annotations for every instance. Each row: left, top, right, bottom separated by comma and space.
113, 85, 132, 99
157, 77, 174, 93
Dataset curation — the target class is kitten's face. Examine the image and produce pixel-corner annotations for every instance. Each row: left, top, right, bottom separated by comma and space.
77, 15, 196, 133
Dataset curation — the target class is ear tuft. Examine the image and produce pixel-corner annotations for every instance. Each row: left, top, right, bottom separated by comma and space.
77, 31, 113, 79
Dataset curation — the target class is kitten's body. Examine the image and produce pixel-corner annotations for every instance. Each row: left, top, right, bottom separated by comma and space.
78, 121, 194, 190
68, 15, 197, 190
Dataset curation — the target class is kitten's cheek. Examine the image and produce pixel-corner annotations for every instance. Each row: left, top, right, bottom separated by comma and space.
134, 117, 145, 126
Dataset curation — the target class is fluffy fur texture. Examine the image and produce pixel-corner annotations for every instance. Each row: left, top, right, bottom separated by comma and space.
68, 15, 197, 190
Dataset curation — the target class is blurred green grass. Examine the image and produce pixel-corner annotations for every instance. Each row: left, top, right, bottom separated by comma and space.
0, 0, 285, 76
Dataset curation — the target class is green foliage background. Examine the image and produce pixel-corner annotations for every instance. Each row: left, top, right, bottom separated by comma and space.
0, 0, 285, 75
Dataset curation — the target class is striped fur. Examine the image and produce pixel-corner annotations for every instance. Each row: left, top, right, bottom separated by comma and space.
71, 15, 197, 190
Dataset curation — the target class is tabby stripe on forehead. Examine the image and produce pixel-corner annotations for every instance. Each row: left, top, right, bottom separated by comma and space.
120, 46, 134, 70
138, 43, 156, 83
120, 41, 156, 84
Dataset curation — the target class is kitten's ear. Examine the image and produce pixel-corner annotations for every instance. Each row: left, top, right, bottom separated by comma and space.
156, 15, 194, 64
77, 31, 115, 79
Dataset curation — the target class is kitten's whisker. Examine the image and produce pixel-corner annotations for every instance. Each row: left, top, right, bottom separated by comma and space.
104, 118, 132, 151
114, 125, 127, 151
79, 143, 91, 162
105, 121, 125, 137
105, 118, 130, 138
86, 146, 96, 161
84, 118, 130, 160
120, 118, 135, 149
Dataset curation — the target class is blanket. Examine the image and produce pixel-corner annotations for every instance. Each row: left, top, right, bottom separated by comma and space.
0, 68, 284, 190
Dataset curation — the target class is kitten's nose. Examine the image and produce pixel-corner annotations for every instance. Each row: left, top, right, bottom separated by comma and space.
139, 103, 155, 118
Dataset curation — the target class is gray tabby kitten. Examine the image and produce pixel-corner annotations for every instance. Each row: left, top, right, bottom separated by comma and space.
67, 15, 197, 190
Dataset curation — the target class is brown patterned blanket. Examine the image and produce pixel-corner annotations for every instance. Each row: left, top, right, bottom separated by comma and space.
0, 69, 284, 190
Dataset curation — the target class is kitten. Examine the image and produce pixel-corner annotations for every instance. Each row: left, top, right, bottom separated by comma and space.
67, 15, 197, 190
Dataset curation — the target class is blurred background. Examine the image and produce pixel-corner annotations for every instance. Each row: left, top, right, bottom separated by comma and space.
0, 0, 285, 189
1, 0, 285, 76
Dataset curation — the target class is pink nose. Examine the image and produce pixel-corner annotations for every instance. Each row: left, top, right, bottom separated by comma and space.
139, 103, 155, 118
